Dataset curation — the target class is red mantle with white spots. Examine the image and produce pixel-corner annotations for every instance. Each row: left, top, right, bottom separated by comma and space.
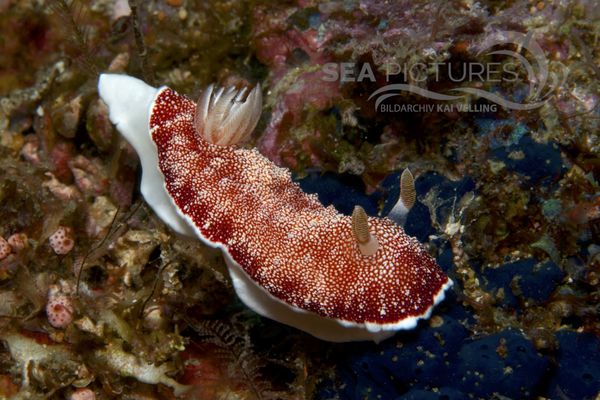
150, 87, 450, 326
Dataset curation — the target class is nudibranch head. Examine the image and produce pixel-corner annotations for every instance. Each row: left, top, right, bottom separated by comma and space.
400, 168, 416, 210
352, 205, 380, 256
194, 84, 262, 147
98, 74, 452, 342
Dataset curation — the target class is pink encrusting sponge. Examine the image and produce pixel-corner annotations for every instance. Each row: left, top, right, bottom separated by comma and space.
0, 236, 11, 260
49, 226, 75, 255
98, 74, 452, 342
46, 294, 74, 329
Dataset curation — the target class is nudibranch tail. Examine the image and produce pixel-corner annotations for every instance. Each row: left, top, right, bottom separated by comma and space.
97, 74, 194, 237
194, 83, 262, 147
352, 206, 379, 256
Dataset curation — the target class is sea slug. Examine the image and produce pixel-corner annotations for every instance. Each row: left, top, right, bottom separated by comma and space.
98, 74, 452, 342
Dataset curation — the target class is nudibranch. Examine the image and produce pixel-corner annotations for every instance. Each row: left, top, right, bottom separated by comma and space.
98, 74, 452, 342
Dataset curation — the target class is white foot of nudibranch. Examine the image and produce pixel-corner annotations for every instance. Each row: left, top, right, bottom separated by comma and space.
98, 74, 195, 237
225, 253, 397, 343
